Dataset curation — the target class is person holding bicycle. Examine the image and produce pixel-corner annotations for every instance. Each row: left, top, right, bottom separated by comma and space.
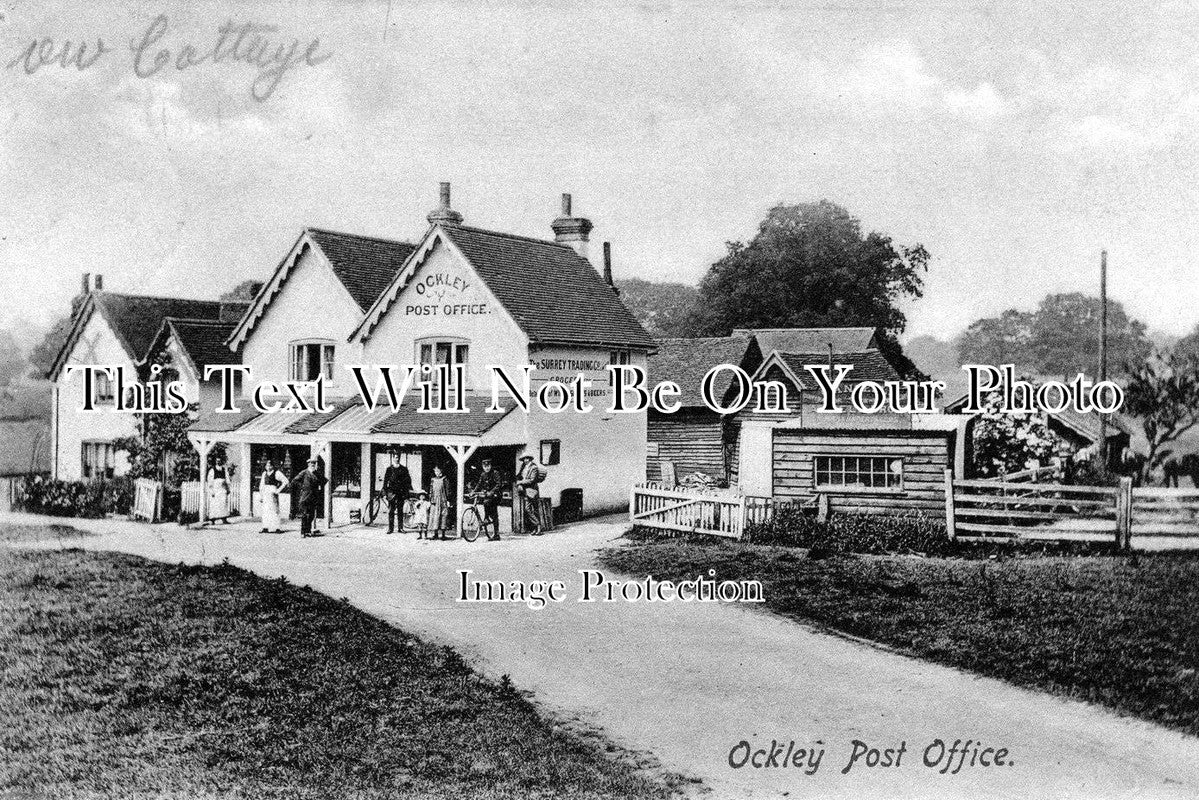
468, 457, 505, 541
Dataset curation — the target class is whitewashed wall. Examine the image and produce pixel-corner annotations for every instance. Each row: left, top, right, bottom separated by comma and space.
239, 244, 366, 400
52, 313, 135, 480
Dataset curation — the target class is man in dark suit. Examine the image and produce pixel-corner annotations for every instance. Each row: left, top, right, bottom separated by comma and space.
287, 457, 327, 538
382, 451, 412, 534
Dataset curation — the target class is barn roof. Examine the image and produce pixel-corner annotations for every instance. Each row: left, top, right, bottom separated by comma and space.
648, 335, 760, 408
777, 350, 903, 385
734, 327, 878, 356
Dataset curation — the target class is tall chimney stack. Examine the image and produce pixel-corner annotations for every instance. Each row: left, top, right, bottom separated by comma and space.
81, 273, 91, 295
93, 274, 103, 291
551, 192, 593, 262
426, 181, 463, 227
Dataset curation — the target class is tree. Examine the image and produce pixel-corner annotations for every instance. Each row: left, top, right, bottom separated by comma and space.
684, 201, 929, 342
0, 331, 26, 387
1122, 347, 1199, 479
615, 278, 698, 338
112, 354, 213, 487
956, 293, 1151, 379
27, 315, 73, 379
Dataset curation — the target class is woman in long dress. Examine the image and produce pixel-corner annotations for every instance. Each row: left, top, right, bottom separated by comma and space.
428, 465, 450, 540
259, 459, 287, 533
206, 461, 232, 523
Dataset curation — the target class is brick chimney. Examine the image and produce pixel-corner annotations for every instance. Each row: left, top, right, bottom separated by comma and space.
551, 193, 592, 262
602, 242, 619, 296
93, 274, 103, 291
426, 181, 463, 227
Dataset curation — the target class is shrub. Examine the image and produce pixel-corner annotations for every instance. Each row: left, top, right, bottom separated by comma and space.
13, 475, 133, 518
745, 507, 951, 556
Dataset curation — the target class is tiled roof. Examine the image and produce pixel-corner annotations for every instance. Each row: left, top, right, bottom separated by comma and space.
647, 336, 760, 408
441, 225, 656, 349
307, 228, 418, 311
371, 394, 516, 437
190, 407, 262, 433
736, 327, 878, 356
93, 292, 224, 363
779, 351, 903, 385
163, 319, 238, 372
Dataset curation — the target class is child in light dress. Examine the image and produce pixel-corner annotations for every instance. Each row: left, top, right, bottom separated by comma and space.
411, 490, 433, 539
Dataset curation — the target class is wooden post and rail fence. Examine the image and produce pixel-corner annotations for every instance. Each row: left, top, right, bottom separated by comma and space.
632, 473, 1199, 547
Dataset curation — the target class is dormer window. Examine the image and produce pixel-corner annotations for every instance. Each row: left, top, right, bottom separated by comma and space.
290, 340, 335, 382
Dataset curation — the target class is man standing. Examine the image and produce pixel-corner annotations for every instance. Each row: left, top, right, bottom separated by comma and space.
468, 456, 505, 541
382, 450, 412, 534
516, 454, 544, 535
287, 457, 327, 538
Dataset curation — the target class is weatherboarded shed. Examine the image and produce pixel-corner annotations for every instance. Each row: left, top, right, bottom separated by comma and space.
644, 335, 761, 483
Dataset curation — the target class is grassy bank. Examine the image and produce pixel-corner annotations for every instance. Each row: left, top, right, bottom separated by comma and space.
0, 525, 681, 799
600, 533, 1199, 736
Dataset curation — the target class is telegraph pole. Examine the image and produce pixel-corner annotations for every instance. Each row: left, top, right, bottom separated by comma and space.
1098, 249, 1109, 474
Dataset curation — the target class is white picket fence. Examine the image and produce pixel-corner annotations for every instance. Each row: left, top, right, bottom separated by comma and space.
629, 482, 749, 539
181, 481, 242, 520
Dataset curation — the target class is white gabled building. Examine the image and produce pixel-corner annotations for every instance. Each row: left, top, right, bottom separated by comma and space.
47, 279, 228, 480
190, 184, 656, 531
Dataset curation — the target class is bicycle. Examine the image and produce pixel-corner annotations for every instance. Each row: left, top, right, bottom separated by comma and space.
459, 491, 498, 542
365, 491, 391, 526
365, 492, 422, 532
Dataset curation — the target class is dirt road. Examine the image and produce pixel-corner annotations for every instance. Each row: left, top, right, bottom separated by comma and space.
9, 511, 1199, 799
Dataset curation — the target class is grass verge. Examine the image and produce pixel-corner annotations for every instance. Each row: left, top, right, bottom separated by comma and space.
0, 522, 94, 543
600, 533, 1199, 736
0, 537, 682, 799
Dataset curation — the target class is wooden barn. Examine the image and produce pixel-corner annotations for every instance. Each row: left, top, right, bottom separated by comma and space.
646, 327, 969, 516
644, 334, 761, 483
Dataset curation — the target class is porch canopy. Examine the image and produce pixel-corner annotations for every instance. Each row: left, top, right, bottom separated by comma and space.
187, 395, 525, 532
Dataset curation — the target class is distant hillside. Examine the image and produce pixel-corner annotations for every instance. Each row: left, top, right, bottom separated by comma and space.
903, 335, 969, 400
615, 278, 698, 338
0, 383, 51, 422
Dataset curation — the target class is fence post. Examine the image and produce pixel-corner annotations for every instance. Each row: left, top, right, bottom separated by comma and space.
943, 468, 956, 541
738, 494, 747, 541
1117, 476, 1133, 550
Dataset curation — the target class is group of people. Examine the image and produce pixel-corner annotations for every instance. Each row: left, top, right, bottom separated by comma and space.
256, 449, 546, 539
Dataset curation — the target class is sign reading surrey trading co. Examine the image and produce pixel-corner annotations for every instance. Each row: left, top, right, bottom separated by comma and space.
403, 271, 491, 317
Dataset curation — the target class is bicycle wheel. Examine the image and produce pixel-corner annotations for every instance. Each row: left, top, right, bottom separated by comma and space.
460, 507, 482, 542
367, 495, 388, 525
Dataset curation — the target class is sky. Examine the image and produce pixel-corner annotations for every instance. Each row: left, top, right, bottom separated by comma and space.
2, 0, 1197, 344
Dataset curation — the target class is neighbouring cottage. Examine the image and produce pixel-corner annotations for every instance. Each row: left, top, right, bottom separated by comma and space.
46, 276, 248, 480
646, 328, 967, 516
188, 185, 655, 532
